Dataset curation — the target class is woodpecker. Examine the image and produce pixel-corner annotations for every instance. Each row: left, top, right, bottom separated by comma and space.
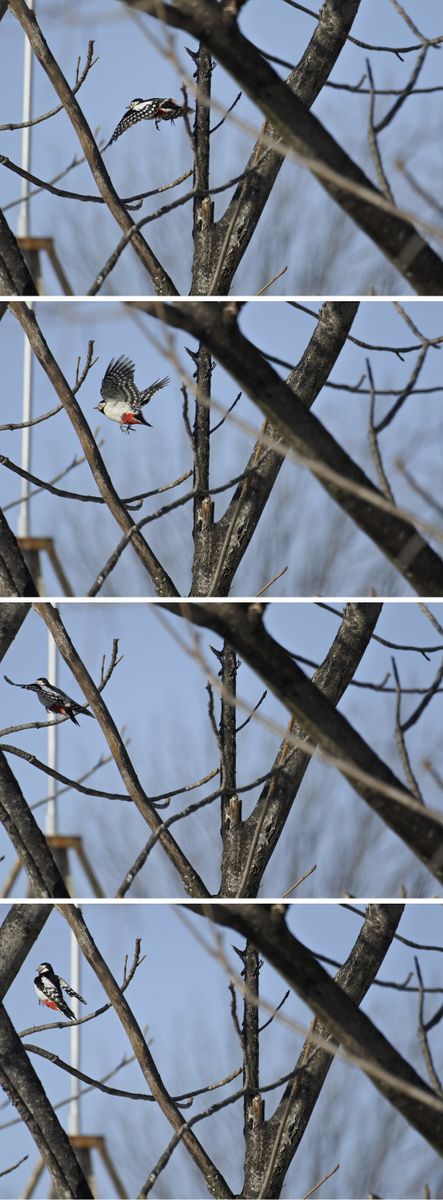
104, 97, 192, 148
96, 355, 170, 432
3, 674, 95, 725
34, 963, 87, 1021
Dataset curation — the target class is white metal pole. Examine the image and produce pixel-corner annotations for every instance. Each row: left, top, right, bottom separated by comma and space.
46, 628, 58, 836
18, 0, 34, 241
69, 925, 81, 1136
18, 333, 34, 540
18, 0, 35, 541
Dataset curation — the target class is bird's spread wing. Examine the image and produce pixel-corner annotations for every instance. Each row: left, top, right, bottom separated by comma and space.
106, 99, 163, 147
139, 376, 170, 406
101, 356, 136, 401
104, 98, 190, 149
4, 674, 31, 690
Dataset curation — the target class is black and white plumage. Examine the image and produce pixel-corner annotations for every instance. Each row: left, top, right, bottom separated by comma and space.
96, 355, 170, 432
4, 674, 95, 725
104, 97, 191, 148
34, 962, 87, 1021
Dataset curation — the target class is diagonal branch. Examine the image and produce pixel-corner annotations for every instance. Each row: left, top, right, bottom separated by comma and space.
165, 601, 443, 886
190, 903, 443, 1157
36, 602, 209, 898
124, 0, 443, 295
235, 601, 382, 896
10, 301, 179, 598
257, 904, 404, 1198
0, 594, 30, 659
209, 0, 363, 292
140, 301, 443, 597
59, 903, 234, 1199
0, 208, 37, 296
208, 300, 359, 594
0, 510, 37, 597
8, 0, 178, 295
0, 750, 69, 897
0, 903, 53, 999
0, 1003, 92, 1199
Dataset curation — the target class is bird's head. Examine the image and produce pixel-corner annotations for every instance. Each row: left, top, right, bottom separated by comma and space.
129, 98, 144, 109
36, 962, 52, 974
95, 400, 106, 412
34, 677, 50, 688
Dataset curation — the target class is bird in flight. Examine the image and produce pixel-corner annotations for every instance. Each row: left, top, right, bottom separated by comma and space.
104, 97, 192, 148
4, 675, 94, 725
34, 962, 87, 1021
96, 355, 170, 432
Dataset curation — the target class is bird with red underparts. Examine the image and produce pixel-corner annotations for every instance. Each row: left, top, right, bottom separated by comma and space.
3, 674, 95, 725
34, 962, 87, 1021
96, 355, 170, 433
104, 97, 192, 149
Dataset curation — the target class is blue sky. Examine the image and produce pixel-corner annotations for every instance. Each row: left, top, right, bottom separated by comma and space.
2, 600, 442, 899
2, 298, 442, 597
1, 2, 442, 294
1, 902, 443, 1200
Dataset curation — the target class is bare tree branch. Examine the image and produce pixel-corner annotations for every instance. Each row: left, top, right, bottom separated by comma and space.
7, 0, 178, 295
36, 602, 209, 898
59, 903, 234, 1199
124, 0, 443, 295
136, 300, 443, 596
9, 302, 179, 598
189, 903, 443, 1156
164, 601, 443, 886
0, 208, 37, 296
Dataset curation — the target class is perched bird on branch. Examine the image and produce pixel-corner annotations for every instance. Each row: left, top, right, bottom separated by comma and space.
4, 674, 94, 725
34, 962, 87, 1021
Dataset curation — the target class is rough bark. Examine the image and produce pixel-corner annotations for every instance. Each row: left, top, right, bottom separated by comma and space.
191, 346, 214, 593
0, 598, 30, 659
191, 43, 214, 295
0, 751, 69, 897
0, 510, 37, 597
10, 302, 179, 598
219, 641, 240, 892
8, 0, 177, 295
210, 0, 362, 292
166, 601, 443, 886
0, 903, 52, 999
126, 0, 443, 295
0, 210, 37, 296
0, 1004, 92, 1198
141, 301, 443, 597
207, 300, 359, 594
59, 903, 234, 1199
36, 602, 209, 898
190, 903, 443, 1157
243, 904, 404, 1198
224, 601, 382, 896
